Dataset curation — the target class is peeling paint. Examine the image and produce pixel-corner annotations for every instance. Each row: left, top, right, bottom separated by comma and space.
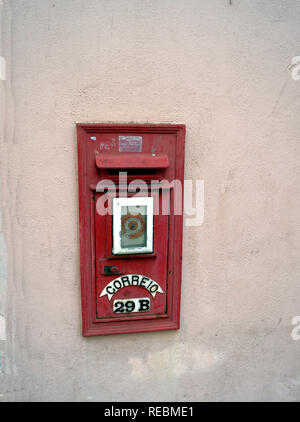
129, 344, 225, 380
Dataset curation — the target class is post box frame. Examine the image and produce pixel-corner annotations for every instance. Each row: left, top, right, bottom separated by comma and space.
77, 123, 185, 336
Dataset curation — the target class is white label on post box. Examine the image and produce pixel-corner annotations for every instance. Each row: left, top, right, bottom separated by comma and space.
113, 297, 150, 313
100, 274, 164, 300
112, 196, 154, 255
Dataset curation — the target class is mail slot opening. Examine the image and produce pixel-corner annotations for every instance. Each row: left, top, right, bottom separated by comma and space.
108, 169, 157, 176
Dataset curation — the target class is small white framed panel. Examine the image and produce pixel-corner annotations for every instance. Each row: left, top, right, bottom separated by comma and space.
112, 196, 154, 255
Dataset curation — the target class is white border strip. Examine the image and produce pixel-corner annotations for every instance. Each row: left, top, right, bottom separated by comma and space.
112, 196, 154, 255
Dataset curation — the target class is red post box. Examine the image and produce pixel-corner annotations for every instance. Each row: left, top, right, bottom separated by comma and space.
77, 124, 185, 336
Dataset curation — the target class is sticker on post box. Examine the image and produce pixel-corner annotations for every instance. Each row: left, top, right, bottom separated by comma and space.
113, 297, 150, 314
119, 136, 142, 152
100, 274, 163, 300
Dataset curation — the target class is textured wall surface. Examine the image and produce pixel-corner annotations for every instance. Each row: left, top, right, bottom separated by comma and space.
1, 0, 300, 401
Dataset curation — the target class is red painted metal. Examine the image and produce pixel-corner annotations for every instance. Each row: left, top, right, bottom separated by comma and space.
95, 152, 169, 169
77, 124, 185, 336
